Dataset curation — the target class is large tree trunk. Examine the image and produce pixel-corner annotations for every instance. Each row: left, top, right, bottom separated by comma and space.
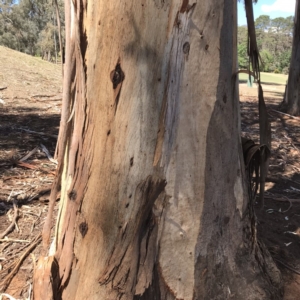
34, 1, 282, 299
286, 0, 300, 115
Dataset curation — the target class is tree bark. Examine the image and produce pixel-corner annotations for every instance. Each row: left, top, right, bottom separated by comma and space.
287, 0, 300, 115
34, 1, 282, 299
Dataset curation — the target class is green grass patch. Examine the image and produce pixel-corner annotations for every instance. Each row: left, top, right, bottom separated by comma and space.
239, 72, 288, 85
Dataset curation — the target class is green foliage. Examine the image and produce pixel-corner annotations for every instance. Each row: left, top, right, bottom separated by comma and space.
238, 43, 248, 69
0, 0, 65, 60
255, 15, 270, 32
238, 15, 293, 74
260, 50, 273, 72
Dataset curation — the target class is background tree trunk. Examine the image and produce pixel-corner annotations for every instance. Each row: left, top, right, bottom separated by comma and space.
286, 0, 300, 115
34, 0, 282, 299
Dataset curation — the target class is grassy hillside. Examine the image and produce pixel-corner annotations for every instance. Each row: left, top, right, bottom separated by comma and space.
0, 46, 62, 98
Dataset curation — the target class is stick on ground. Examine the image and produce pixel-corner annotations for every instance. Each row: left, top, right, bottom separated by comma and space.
0, 201, 18, 239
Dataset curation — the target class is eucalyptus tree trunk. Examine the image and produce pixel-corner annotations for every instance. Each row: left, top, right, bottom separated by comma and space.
286, 0, 300, 115
34, 1, 282, 299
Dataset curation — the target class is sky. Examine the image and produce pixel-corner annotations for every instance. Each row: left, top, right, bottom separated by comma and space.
238, 0, 296, 25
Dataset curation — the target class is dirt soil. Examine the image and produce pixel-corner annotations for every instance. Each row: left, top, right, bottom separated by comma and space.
0, 46, 299, 299
0, 46, 61, 298
241, 82, 300, 299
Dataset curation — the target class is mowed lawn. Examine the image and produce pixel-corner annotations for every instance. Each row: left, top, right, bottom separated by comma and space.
239, 72, 288, 85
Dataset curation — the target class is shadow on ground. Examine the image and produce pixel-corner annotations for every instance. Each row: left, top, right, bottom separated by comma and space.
240, 94, 300, 296
0, 105, 60, 175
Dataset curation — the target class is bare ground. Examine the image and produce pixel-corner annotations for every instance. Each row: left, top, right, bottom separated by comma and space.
240, 82, 300, 299
0, 46, 61, 298
0, 46, 299, 299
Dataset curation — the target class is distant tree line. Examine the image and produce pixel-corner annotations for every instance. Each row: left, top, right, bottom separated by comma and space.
238, 15, 293, 74
0, 0, 64, 62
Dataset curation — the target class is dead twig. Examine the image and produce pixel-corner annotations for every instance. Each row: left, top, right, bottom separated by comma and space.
40, 144, 57, 164
264, 196, 300, 203
14, 127, 57, 139
16, 161, 38, 170
281, 196, 292, 213
32, 97, 62, 102
0, 87, 7, 91
0, 238, 30, 243
31, 94, 56, 98
270, 109, 300, 120
19, 147, 39, 162
0, 200, 18, 239
274, 259, 300, 276
0, 234, 42, 292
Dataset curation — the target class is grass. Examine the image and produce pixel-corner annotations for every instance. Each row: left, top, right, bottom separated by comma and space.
0, 46, 62, 97
239, 72, 288, 85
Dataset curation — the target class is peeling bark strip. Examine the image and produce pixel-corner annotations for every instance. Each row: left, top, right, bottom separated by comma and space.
99, 176, 166, 298
34, 256, 60, 300
55, 0, 89, 287
245, 0, 271, 208
244, 0, 261, 80
42, 0, 76, 253
41, 0, 89, 287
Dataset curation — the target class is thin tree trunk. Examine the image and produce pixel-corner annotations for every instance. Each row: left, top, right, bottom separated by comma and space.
53, 0, 64, 76
287, 0, 300, 115
53, 13, 58, 64
34, 1, 282, 299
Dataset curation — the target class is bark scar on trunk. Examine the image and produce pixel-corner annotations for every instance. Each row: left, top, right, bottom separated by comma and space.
110, 59, 125, 114
99, 175, 166, 298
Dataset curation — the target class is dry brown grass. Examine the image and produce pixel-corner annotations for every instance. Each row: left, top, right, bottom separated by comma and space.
0, 45, 62, 99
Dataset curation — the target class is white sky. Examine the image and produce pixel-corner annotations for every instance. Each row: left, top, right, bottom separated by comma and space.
261, 0, 296, 13
238, 0, 296, 25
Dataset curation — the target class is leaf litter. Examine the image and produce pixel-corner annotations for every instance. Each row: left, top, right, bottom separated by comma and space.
0, 46, 61, 298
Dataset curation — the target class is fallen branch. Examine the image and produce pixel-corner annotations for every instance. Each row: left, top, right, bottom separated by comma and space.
0, 87, 7, 91
274, 258, 300, 276
0, 238, 30, 243
0, 234, 42, 292
264, 196, 300, 203
266, 176, 300, 186
16, 161, 38, 170
14, 127, 57, 139
19, 147, 39, 162
0, 200, 18, 239
31, 94, 56, 98
32, 97, 62, 102
40, 144, 57, 164
270, 109, 300, 120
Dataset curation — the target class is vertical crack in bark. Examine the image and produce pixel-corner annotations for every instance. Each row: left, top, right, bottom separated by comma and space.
153, 6, 194, 167
99, 176, 166, 299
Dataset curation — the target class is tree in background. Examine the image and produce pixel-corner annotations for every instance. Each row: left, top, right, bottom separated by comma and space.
285, 0, 300, 115
238, 25, 248, 69
238, 15, 293, 73
0, 0, 64, 61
